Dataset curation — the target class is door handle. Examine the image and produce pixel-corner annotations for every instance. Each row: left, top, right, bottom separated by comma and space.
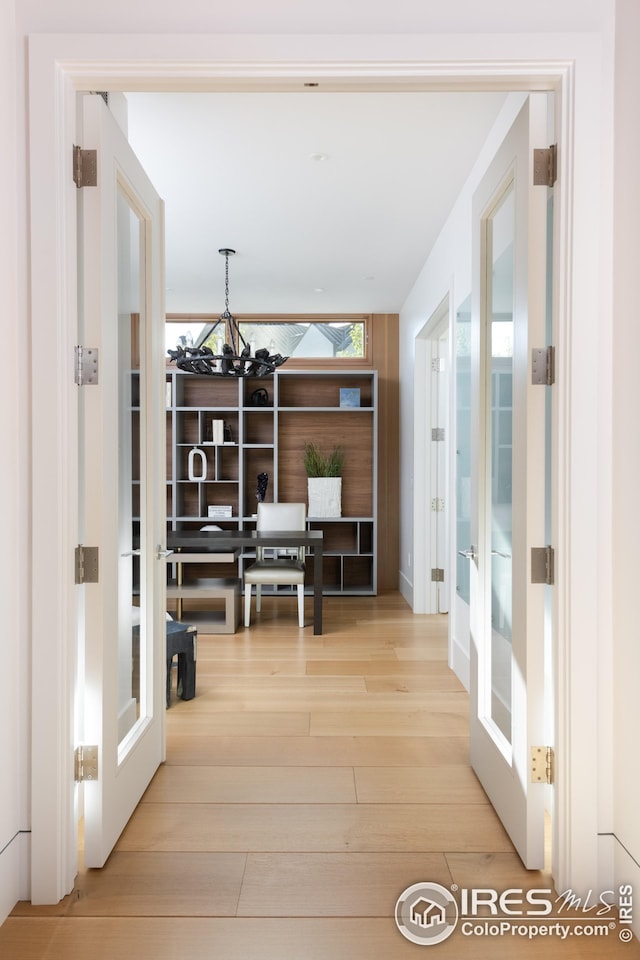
156, 547, 174, 560
120, 549, 141, 557
458, 545, 478, 562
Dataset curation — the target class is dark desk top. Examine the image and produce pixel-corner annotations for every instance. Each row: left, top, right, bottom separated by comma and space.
168, 529, 323, 550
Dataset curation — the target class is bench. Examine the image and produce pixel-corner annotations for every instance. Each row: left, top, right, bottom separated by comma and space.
166, 576, 241, 634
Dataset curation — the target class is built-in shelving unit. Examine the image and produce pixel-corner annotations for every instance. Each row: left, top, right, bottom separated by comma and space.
143, 368, 378, 596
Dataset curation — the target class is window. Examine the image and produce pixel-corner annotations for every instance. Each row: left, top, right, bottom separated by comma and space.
166, 316, 368, 364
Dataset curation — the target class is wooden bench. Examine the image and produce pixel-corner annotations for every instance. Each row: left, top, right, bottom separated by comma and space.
166, 576, 241, 634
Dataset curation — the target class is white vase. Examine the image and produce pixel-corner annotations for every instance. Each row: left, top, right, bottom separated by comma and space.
307, 477, 342, 518
187, 446, 207, 481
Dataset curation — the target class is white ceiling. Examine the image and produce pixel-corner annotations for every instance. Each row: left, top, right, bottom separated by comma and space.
125, 90, 507, 315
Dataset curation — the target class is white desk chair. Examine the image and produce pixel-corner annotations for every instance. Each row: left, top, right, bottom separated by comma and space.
243, 502, 306, 627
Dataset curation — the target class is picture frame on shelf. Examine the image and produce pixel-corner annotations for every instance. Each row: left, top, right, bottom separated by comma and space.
339, 387, 360, 408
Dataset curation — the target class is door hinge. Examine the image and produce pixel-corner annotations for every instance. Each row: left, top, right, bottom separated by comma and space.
73, 145, 98, 188
531, 346, 555, 385
431, 567, 445, 583
74, 744, 99, 782
533, 144, 557, 187
531, 545, 555, 585
75, 545, 99, 584
75, 346, 99, 385
530, 745, 554, 785
431, 497, 445, 512
431, 427, 445, 442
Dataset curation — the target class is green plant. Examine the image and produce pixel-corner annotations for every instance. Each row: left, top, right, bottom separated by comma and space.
303, 442, 345, 477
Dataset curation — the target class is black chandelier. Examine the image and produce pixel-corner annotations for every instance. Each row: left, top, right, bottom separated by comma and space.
167, 248, 288, 377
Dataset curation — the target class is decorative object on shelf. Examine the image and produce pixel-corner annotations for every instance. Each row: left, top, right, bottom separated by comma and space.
340, 387, 361, 408
304, 442, 344, 518
256, 472, 269, 503
249, 387, 270, 406
187, 446, 207, 481
167, 249, 288, 377
211, 419, 225, 445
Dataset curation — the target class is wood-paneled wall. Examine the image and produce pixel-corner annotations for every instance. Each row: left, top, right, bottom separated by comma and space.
278, 314, 399, 591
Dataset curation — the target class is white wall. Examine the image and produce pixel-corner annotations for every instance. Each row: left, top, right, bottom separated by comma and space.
612, 0, 640, 910
0, 0, 31, 919
2, 0, 630, 926
398, 92, 526, 617
13, 0, 612, 35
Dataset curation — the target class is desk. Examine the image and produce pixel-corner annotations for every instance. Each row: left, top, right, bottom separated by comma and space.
167, 529, 324, 635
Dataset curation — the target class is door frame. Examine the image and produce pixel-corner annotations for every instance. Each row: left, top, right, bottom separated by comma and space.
27, 32, 604, 903
413, 294, 451, 615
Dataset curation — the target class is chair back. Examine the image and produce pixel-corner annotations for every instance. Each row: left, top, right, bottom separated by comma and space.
255, 502, 306, 562
256, 501, 306, 531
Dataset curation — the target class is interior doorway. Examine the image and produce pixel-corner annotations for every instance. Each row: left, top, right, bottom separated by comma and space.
413, 296, 450, 615
28, 37, 589, 905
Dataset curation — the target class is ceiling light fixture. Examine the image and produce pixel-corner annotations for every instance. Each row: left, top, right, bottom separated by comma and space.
168, 248, 288, 377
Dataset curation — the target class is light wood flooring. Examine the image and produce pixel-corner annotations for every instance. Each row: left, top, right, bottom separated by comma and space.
3, 594, 638, 959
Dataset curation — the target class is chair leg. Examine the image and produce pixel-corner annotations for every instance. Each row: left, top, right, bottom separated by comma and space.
297, 584, 304, 628
256, 584, 262, 612
244, 586, 252, 627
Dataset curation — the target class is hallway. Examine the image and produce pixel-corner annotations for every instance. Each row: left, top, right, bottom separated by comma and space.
2, 594, 637, 958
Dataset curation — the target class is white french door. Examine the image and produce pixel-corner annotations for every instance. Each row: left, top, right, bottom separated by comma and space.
466, 95, 550, 868
78, 93, 166, 867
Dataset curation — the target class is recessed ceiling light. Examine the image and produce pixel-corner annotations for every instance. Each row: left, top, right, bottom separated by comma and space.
363, 275, 375, 282
313, 287, 325, 294
309, 153, 328, 162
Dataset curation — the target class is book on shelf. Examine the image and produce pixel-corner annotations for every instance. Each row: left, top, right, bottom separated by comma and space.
208, 505, 233, 518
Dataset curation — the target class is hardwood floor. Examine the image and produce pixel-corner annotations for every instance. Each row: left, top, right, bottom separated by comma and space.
2, 594, 638, 958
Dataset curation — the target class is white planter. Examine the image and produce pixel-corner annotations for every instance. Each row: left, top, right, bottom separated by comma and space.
307, 477, 342, 518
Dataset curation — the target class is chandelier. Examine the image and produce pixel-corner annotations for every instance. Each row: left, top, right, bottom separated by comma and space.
167, 248, 288, 377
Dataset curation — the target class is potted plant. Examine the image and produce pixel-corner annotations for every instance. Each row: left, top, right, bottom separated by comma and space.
303, 442, 344, 517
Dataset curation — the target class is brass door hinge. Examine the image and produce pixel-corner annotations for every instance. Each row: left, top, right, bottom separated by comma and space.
75, 346, 99, 385
75, 545, 99, 584
73, 146, 97, 188
531, 545, 555, 585
531, 746, 554, 785
74, 745, 98, 782
533, 145, 557, 187
531, 346, 555, 386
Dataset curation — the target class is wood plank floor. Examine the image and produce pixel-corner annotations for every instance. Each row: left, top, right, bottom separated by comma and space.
3, 594, 638, 959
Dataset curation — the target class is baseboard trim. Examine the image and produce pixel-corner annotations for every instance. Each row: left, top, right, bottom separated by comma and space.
399, 569, 412, 608
597, 832, 640, 940
0, 830, 30, 923
450, 633, 470, 692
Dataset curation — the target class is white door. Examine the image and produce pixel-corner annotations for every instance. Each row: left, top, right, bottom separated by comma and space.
466, 95, 550, 868
78, 93, 166, 867
431, 327, 449, 614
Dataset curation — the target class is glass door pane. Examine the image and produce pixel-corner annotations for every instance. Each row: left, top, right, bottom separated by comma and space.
455, 295, 472, 606
484, 183, 515, 746
117, 188, 145, 749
